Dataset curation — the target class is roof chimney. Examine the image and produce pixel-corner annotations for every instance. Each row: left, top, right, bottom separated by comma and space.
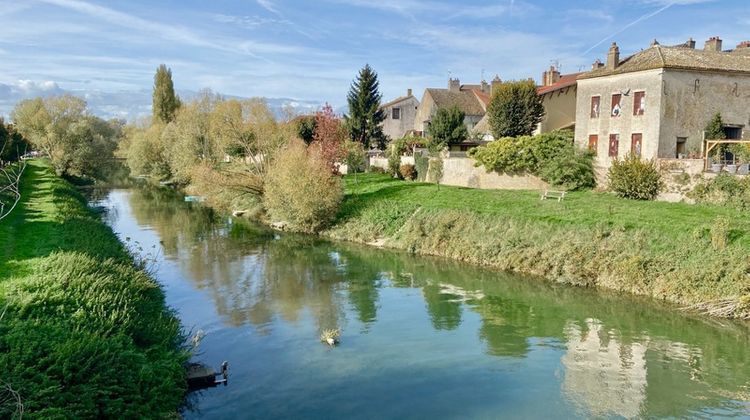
737, 41, 750, 49
542, 65, 561, 87
448, 78, 460, 92
686, 37, 696, 49
490, 75, 502, 95
607, 42, 620, 70
480, 80, 490, 93
704, 36, 722, 52
407, 88, 413, 96
592, 59, 604, 70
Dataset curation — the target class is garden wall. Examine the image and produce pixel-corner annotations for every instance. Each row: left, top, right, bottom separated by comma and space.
369, 155, 548, 190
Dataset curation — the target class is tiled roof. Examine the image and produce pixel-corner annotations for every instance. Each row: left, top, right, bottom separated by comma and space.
472, 90, 491, 110
537, 73, 583, 95
426, 88, 486, 116
579, 45, 750, 79
381, 94, 417, 109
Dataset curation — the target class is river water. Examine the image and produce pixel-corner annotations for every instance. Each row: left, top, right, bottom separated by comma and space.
96, 187, 750, 419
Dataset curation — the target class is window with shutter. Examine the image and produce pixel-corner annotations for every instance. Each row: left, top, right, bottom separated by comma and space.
633, 91, 645, 116
609, 134, 619, 157
631, 133, 642, 157
590, 96, 600, 118
588, 135, 598, 156
611, 94, 622, 117
392, 108, 401, 120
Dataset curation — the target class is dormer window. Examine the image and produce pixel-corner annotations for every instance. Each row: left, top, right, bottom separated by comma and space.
611, 94, 622, 117
392, 107, 401, 120
633, 91, 645, 116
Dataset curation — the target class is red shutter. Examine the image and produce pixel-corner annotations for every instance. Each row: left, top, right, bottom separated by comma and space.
588, 135, 598, 156
611, 94, 622, 117
609, 134, 619, 157
633, 92, 645, 116
590, 96, 600, 118
631, 133, 642, 156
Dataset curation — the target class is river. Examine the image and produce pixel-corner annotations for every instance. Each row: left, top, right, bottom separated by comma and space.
95, 186, 750, 419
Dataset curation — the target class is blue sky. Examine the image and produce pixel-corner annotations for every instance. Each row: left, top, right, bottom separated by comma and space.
0, 0, 748, 118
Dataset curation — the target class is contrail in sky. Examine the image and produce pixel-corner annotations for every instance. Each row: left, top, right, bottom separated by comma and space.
583, 2, 674, 55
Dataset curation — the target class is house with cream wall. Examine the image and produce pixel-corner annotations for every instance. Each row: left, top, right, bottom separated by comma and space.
575, 37, 750, 174
380, 89, 419, 140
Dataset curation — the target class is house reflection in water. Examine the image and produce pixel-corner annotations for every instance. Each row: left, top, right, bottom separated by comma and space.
562, 318, 648, 418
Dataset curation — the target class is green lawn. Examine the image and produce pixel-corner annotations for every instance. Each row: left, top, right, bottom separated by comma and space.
340, 173, 750, 246
329, 173, 750, 319
0, 160, 187, 418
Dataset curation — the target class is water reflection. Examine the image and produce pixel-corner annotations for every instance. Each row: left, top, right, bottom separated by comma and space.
106, 187, 750, 418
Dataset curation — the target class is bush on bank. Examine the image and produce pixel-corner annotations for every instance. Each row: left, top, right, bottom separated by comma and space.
326, 173, 750, 319
0, 160, 188, 418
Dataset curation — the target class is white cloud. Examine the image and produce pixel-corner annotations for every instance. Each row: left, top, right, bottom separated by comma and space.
256, 0, 278, 14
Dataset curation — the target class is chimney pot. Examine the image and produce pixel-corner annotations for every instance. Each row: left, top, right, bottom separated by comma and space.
448, 78, 460, 92
704, 36, 722, 52
737, 41, 750, 49
607, 42, 620, 70
407, 88, 412, 96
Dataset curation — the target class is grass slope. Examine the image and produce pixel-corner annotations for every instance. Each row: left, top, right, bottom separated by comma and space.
326, 174, 750, 319
0, 160, 187, 418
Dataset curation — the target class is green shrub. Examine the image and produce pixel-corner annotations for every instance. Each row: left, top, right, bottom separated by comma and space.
400, 164, 417, 180
264, 139, 343, 233
369, 166, 386, 174
538, 149, 596, 191
427, 157, 444, 185
689, 173, 750, 209
469, 130, 595, 191
608, 155, 664, 200
468, 135, 535, 174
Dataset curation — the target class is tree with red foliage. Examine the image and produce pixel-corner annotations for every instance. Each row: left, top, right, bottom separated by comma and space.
312, 103, 346, 174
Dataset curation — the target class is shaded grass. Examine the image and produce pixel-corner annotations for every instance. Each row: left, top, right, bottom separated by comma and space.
326, 173, 750, 319
0, 160, 187, 418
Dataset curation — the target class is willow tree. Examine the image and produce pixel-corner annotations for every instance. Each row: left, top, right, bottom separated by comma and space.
345, 64, 386, 150
152, 64, 181, 124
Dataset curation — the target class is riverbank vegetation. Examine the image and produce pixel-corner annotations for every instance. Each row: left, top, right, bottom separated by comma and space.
325, 173, 750, 319
11, 95, 123, 180
0, 160, 187, 417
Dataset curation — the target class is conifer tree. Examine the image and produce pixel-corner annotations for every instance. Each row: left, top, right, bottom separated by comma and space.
152, 64, 181, 124
345, 64, 386, 149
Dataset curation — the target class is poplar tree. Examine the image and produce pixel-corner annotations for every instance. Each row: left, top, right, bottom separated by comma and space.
345, 64, 386, 150
152, 64, 181, 124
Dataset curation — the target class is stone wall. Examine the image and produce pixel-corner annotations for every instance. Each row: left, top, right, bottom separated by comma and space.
370, 155, 547, 190
439, 157, 548, 190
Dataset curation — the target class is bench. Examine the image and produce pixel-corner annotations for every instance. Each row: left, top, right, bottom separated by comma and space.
540, 190, 566, 202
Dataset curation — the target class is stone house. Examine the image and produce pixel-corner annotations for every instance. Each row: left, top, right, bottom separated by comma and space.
574, 37, 750, 172
380, 89, 419, 140
414, 77, 495, 136
535, 66, 582, 134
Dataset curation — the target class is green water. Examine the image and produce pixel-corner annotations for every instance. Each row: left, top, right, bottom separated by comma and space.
99, 186, 750, 419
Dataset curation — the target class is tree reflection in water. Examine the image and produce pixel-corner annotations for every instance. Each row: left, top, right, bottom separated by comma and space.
120, 186, 750, 419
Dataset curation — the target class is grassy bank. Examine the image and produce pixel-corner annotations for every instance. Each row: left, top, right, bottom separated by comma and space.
0, 160, 187, 418
324, 174, 750, 319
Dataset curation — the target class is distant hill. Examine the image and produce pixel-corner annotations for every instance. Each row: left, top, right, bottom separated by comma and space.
0, 80, 327, 121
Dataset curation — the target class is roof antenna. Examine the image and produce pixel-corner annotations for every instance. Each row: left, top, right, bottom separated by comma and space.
550, 59, 561, 71
481, 68, 485, 82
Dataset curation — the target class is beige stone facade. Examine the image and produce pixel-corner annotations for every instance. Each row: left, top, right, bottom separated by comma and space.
575, 38, 750, 174
381, 89, 419, 140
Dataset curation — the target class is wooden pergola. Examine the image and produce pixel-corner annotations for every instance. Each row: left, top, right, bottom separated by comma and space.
703, 139, 750, 171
